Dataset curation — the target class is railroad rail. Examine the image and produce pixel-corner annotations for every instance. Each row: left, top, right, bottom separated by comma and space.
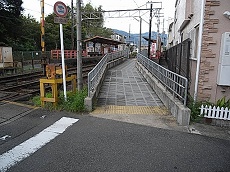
0, 63, 97, 103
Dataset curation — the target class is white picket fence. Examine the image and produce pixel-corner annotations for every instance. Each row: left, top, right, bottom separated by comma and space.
200, 105, 230, 120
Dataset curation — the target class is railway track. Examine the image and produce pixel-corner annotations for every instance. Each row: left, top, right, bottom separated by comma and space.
0, 63, 96, 103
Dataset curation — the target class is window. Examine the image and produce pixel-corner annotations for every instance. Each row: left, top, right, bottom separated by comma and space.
189, 25, 199, 59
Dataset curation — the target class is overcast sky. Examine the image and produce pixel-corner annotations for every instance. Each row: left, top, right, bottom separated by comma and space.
22, 0, 176, 34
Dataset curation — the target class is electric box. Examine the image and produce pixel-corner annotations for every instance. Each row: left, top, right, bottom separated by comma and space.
0, 47, 13, 68
217, 32, 230, 86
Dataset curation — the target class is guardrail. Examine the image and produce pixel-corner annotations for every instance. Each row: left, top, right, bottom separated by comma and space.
137, 53, 188, 106
88, 49, 128, 97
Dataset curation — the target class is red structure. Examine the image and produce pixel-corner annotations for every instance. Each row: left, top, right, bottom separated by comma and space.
51, 50, 76, 59
50, 36, 125, 59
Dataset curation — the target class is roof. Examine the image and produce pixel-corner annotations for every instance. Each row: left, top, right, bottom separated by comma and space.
84, 36, 125, 45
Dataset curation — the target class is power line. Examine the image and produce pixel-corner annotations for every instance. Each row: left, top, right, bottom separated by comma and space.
23, 8, 40, 14
36, 0, 53, 7
132, 0, 139, 7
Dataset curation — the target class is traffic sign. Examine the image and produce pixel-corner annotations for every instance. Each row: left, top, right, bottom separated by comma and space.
54, 17, 68, 24
54, 1, 68, 17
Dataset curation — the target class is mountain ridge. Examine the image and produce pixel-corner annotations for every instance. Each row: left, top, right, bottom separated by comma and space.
112, 29, 167, 45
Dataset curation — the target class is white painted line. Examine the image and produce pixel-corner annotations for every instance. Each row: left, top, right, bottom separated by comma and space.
0, 117, 79, 172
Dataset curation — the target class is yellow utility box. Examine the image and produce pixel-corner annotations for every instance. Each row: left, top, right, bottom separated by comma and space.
40, 63, 76, 107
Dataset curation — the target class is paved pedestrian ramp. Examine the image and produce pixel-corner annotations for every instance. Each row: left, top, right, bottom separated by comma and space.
91, 59, 168, 115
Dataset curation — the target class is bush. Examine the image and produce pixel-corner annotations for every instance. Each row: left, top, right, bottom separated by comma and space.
32, 87, 88, 113
59, 87, 88, 112
216, 96, 230, 108
187, 96, 213, 122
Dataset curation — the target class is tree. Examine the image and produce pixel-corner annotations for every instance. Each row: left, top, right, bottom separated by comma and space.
82, 3, 112, 39
81, 3, 113, 50
0, 0, 23, 47
0, 1, 113, 51
17, 15, 40, 51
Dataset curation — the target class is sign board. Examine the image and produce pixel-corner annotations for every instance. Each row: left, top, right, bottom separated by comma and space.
54, 1, 68, 17
53, 1, 68, 100
54, 17, 68, 24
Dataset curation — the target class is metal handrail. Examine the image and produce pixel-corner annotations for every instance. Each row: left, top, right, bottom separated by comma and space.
88, 49, 128, 97
137, 53, 188, 105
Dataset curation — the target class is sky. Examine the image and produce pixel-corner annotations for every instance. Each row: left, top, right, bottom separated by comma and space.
22, 0, 176, 34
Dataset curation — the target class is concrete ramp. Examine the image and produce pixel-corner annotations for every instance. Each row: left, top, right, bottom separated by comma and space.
96, 59, 163, 107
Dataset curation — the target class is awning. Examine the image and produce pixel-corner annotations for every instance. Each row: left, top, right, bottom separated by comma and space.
84, 36, 125, 45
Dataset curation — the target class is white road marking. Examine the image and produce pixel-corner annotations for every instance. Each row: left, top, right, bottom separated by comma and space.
0, 117, 79, 172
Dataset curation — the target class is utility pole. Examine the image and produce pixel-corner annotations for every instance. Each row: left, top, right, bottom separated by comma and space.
139, 16, 142, 53
128, 24, 131, 58
77, 0, 83, 90
71, 0, 74, 49
147, 3, 153, 58
40, 0, 46, 75
156, 9, 160, 52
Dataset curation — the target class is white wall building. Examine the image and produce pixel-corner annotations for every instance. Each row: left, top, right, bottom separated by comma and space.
167, 0, 230, 103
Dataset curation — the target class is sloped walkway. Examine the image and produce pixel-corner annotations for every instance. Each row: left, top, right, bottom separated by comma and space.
92, 58, 168, 115
98, 59, 163, 106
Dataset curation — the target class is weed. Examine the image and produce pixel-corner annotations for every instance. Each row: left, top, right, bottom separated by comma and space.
32, 87, 88, 113
187, 95, 213, 122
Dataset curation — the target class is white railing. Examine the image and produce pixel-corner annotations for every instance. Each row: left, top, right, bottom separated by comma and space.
137, 53, 188, 106
200, 105, 230, 120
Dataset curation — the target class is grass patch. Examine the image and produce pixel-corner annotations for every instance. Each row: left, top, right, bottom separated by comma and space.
32, 87, 88, 112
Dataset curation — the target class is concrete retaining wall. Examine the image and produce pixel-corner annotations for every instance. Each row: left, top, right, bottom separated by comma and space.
136, 61, 191, 126
85, 57, 126, 111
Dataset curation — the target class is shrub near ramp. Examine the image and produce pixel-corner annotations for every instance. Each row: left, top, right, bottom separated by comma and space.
32, 87, 88, 112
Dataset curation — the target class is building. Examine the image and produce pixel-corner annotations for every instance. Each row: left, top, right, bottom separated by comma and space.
167, 0, 230, 103
111, 33, 126, 51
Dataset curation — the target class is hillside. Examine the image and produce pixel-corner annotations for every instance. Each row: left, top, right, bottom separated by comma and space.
112, 29, 167, 46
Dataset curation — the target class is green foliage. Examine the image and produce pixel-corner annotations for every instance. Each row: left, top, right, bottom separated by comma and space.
32, 88, 88, 113
216, 97, 230, 108
0, 0, 24, 47
188, 99, 203, 122
82, 3, 113, 39
1, 1, 112, 51
32, 92, 55, 110
58, 87, 88, 112
32, 95, 41, 106
187, 96, 213, 122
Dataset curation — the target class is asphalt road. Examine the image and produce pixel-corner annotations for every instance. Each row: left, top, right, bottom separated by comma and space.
0, 109, 230, 172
